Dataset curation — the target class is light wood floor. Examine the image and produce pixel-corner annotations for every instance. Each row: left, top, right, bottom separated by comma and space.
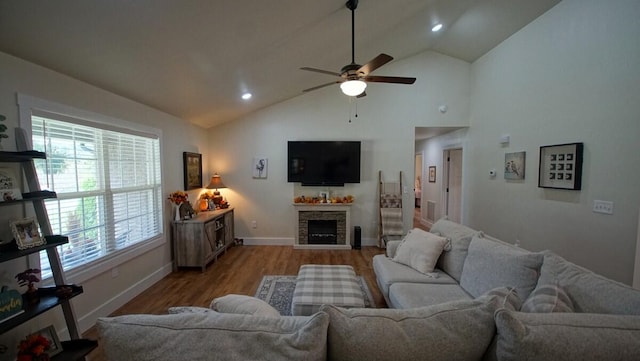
84, 245, 386, 360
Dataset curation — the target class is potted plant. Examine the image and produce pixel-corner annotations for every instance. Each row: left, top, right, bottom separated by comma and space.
15, 268, 41, 304
17, 333, 51, 361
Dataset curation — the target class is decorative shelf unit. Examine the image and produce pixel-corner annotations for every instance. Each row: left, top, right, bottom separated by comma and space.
172, 207, 235, 271
1, 137, 97, 360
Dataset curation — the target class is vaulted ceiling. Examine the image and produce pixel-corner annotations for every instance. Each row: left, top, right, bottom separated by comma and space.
0, 0, 560, 128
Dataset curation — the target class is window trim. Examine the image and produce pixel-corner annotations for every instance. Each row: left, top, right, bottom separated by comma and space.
17, 93, 167, 285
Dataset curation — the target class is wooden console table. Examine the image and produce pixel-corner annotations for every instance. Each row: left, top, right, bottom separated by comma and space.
171, 207, 234, 271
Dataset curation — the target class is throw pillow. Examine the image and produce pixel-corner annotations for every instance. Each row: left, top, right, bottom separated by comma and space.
521, 283, 574, 313
494, 309, 640, 361
430, 218, 478, 282
210, 294, 281, 318
392, 228, 449, 274
320, 300, 497, 361
459, 234, 543, 300
97, 311, 329, 361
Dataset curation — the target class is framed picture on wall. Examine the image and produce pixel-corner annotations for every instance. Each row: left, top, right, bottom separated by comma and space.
252, 157, 268, 179
504, 151, 526, 180
538, 142, 583, 190
428, 166, 436, 183
183, 152, 203, 190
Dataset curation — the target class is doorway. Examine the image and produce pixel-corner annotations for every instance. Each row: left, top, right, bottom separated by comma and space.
443, 148, 463, 223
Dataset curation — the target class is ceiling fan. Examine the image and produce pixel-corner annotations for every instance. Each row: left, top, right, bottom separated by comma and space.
301, 0, 416, 97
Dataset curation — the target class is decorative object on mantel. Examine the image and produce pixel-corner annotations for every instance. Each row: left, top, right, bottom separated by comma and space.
15, 268, 41, 305
206, 173, 229, 208
10, 218, 45, 250
183, 152, 203, 190
252, 157, 268, 179
293, 195, 354, 204
168, 191, 188, 221
538, 142, 583, 190
0, 114, 8, 150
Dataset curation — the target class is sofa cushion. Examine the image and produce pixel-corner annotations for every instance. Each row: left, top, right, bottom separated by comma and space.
167, 306, 214, 314
536, 250, 640, 315
97, 311, 329, 361
388, 283, 471, 308
373, 254, 457, 297
210, 294, 281, 318
393, 228, 449, 274
477, 286, 522, 311
430, 218, 478, 282
460, 234, 543, 300
320, 299, 497, 361
494, 309, 640, 361
521, 283, 574, 313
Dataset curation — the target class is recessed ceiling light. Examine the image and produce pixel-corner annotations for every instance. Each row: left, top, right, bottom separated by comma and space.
242, 93, 252, 100
431, 23, 443, 32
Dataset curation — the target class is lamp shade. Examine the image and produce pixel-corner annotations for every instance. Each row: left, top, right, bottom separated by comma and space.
206, 173, 226, 190
340, 80, 367, 96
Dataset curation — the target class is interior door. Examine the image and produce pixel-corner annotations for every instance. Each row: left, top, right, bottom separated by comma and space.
445, 149, 463, 223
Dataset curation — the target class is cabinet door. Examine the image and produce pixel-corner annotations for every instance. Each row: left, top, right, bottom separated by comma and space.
224, 210, 234, 246
203, 220, 217, 258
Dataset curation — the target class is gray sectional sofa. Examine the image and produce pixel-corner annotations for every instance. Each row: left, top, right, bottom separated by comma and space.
97, 218, 640, 361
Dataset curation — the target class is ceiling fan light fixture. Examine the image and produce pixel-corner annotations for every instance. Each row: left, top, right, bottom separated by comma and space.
340, 80, 367, 96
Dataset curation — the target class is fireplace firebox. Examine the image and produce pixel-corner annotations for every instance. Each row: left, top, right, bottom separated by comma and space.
308, 220, 338, 244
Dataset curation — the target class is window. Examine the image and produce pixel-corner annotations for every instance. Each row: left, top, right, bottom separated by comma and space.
23, 106, 163, 280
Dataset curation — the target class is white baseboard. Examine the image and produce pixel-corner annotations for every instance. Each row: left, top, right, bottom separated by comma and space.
77, 262, 173, 332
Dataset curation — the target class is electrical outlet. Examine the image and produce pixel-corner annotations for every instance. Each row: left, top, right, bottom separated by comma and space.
251, 220, 257, 229
593, 200, 614, 215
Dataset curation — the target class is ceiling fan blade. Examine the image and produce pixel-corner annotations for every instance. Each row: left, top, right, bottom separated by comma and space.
302, 81, 341, 93
364, 75, 416, 84
358, 53, 393, 75
300, 67, 342, 77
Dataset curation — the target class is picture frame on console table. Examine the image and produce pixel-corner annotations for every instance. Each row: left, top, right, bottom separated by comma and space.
538, 142, 583, 190
183, 152, 203, 190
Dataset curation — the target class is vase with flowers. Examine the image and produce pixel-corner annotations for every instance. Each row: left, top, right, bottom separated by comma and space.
17, 333, 51, 361
168, 191, 188, 221
15, 268, 41, 304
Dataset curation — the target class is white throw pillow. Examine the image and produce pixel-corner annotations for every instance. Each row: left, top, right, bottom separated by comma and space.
393, 228, 449, 274
211, 294, 281, 318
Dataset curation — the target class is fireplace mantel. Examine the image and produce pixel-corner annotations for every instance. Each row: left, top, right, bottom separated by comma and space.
293, 204, 352, 250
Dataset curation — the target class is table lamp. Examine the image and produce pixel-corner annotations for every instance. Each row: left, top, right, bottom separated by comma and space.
206, 173, 226, 205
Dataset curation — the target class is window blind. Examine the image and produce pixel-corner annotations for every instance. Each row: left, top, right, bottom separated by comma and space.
31, 115, 163, 278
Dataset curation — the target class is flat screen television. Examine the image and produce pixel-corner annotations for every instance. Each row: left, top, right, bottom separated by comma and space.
287, 141, 361, 186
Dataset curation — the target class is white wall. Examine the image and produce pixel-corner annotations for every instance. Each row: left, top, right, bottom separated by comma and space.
0, 51, 210, 350
206, 51, 471, 246
466, 0, 640, 283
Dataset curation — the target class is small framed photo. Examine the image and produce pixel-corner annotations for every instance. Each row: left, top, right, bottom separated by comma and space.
0, 167, 23, 202
538, 142, 583, 190
504, 151, 526, 180
29, 325, 63, 357
183, 152, 203, 190
252, 157, 268, 179
428, 166, 436, 183
10, 217, 45, 250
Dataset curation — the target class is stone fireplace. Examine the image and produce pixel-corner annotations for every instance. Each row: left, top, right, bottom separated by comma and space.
293, 204, 352, 249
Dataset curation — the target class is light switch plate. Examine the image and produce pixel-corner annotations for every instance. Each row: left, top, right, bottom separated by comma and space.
593, 200, 614, 214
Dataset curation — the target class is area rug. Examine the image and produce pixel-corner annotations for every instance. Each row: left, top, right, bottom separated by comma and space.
254, 275, 375, 316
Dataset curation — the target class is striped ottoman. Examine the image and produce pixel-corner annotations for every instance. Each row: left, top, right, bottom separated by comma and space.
292, 264, 365, 316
